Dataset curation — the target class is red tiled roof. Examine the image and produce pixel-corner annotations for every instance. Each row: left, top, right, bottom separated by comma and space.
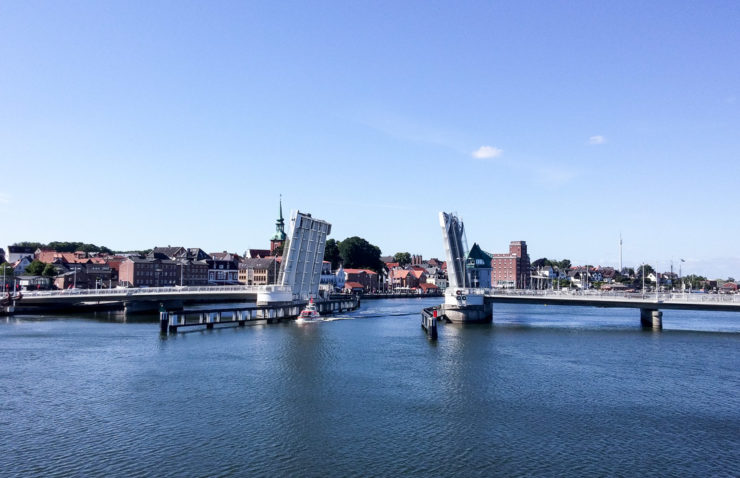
392, 270, 412, 278
419, 283, 438, 290
344, 268, 377, 275
344, 281, 365, 289
411, 270, 425, 279
36, 251, 91, 264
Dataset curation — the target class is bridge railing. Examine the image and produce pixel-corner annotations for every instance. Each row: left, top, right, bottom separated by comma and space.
483, 288, 740, 304
20, 284, 290, 298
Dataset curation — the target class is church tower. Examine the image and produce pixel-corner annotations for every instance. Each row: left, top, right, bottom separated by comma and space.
270, 196, 287, 255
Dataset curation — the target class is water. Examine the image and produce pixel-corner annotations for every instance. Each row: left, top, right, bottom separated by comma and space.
1, 299, 738, 477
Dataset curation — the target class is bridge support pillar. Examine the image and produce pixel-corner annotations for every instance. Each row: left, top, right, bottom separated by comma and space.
159, 309, 169, 334
442, 293, 492, 323
640, 308, 662, 329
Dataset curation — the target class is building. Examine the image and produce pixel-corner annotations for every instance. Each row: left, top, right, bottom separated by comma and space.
319, 261, 342, 291
208, 252, 240, 285
491, 241, 530, 289
12, 256, 33, 276
343, 269, 379, 292
175, 259, 209, 286
390, 269, 417, 289
343, 282, 365, 294
151, 246, 186, 259
6, 246, 35, 263
52, 263, 113, 290
150, 247, 210, 286
426, 275, 448, 290
17, 275, 52, 291
417, 283, 440, 295
238, 257, 279, 285
118, 257, 179, 287
720, 282, 738, 294
246, 249, 272, 259
35, 249, 89, 264
466, 243, 492, 289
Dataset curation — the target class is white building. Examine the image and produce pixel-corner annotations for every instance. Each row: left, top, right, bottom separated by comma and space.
6, 246, 35, 263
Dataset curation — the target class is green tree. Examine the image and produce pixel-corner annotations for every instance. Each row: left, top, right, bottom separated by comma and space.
12, 241, 43, 250
338, 236, 383, 273
637, 264, 655, 277
0, 263, 14, 277
393, 252, 411, 266
42, 263, 58, 277
323, 239, 341, 269
24, 260, 46, 276
532, 257, 549, 269
684, 274, 707, 289
46, 241, 113, 254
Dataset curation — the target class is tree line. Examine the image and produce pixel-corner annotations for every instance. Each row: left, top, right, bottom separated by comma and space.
323, 237, 384, 273
12, 241, 113, 254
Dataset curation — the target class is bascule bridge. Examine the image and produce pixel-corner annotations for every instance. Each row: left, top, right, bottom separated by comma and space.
438, 212, 493, 322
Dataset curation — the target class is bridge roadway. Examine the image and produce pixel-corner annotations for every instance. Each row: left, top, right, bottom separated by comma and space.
15, 285, 289, 313
481, 289, 740, 312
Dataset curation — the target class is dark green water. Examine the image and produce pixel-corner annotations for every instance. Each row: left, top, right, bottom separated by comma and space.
1, 298, 738, 477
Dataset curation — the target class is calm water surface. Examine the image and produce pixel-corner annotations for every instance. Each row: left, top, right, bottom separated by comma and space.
1, 299, 738, 477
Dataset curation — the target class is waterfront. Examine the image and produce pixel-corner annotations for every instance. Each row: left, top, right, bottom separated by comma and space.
1, 298, 738, 477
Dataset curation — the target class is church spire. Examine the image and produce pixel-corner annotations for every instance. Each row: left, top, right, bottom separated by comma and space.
279, 194, 283, 224
272, 195, 286, 242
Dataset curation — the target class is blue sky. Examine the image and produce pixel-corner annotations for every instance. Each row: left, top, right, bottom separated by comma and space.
1, 1, 738, 279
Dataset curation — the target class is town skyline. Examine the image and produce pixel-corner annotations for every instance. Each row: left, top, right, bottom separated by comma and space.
1, 2, 738, 279
4, 211, 736, 281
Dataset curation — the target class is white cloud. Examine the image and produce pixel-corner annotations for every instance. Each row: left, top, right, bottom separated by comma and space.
588, 135, 606, 145
472, 145, 503, 159
0, 193, 10, 204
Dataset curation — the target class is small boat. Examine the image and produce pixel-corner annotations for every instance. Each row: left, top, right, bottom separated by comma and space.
297, 298, 321, 322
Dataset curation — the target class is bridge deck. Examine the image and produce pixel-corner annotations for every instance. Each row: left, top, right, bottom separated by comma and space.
483, 291, 740, 312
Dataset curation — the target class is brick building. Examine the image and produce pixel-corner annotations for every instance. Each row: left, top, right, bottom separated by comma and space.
119, 257, 178, 287
491, 241, 530, 289
150, 246, 210, 286
343, 269, 379, 292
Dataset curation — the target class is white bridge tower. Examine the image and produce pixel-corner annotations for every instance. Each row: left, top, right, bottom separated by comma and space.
438, 212, 492, 323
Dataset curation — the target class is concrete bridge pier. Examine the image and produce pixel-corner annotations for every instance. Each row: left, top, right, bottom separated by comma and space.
442, 292, 492, 323
640, 308, 663, 329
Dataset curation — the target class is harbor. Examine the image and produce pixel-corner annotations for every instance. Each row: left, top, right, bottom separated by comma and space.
2, 298, 738, 476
